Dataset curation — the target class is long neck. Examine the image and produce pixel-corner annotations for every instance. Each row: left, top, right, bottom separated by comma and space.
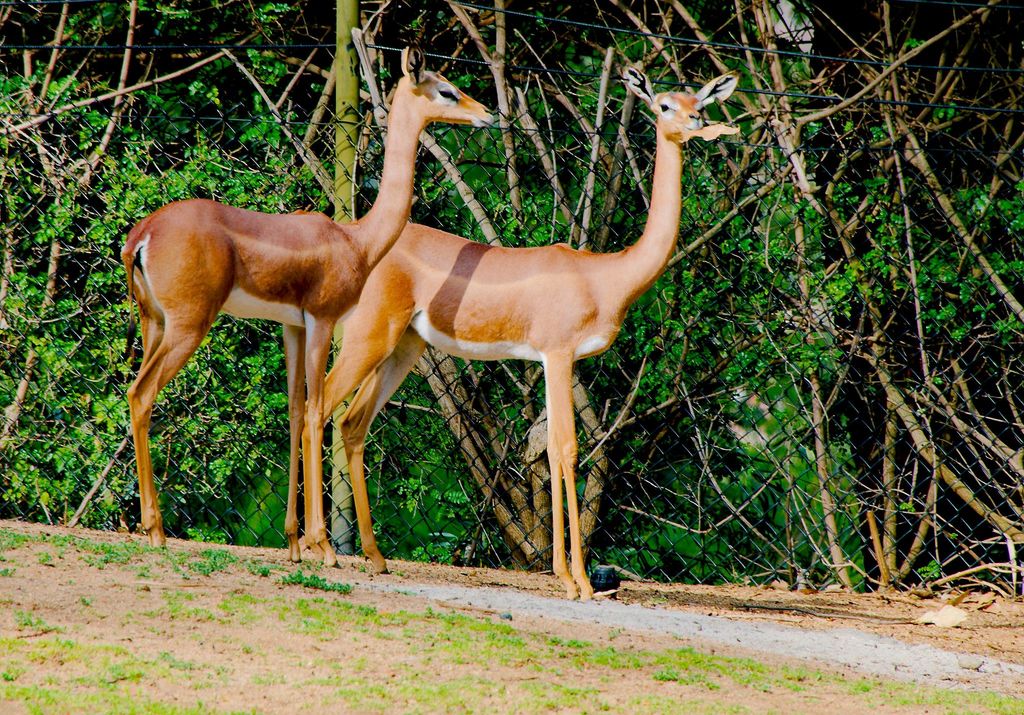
616, 125, 683, 301
350, 97, 426, 269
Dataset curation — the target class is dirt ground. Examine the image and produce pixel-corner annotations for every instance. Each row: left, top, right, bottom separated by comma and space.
1, 519, 1023, 713
409, 554, 1024, 669
316, 529, 1024, 675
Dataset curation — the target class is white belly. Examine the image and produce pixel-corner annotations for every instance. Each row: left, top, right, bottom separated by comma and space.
410, 312, 542, 362
574, 333, 612, 359
222, 288, 305, 326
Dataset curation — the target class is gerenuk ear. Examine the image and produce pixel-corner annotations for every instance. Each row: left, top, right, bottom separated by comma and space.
622, 66, 656, 109
694, 73, 738, 110
401, 45, 426, 84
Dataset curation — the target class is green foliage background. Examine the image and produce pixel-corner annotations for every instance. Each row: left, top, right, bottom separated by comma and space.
2, 1, 1023, 591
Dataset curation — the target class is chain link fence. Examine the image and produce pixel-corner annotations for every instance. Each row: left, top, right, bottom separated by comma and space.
2, 1, 1023, 594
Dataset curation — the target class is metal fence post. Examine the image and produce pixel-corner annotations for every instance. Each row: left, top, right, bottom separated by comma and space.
330, 0, 360, 554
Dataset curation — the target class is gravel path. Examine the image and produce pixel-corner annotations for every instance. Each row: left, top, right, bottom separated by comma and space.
369, 581, 1024, 694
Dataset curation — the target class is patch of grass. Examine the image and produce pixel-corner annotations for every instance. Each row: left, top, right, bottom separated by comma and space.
287, 597, 346, 636
279, 568, 352, 594
848, 679, 875, 694
350, 602, 385, 618
300, 605, 1024, 714
652, 665, 720, 690
247, 563, 271, 577
157, 651, 199, 672
217, 593, 261, 625
159, 590, 217, 622
548, 636, 591, 648
0, 567, 15, 577
274, 598, 414, 640
102, 661, 147, 685
245, 560, 283, 578
1, 665, 24, 682
5, 531, 149, 570
251, 672, 286, 686
575, 645, 648, 670
331, 672, 505, 715
67, 536, 148, 569
188, 548, 238, 576
14, 611, 43, 629
37, 550, 54, 566
645, 646, 814, 693
0, 529, 31, 552
81, 542, 145, 567
13, 610, 61, 634
0, 530, 117, 560
0, 680, 224, 715
520, 680, 604, 711
0, 636, 227, 714
856, 679, 1024, 715
629, 694, 747, 715
158, 548, 194, 578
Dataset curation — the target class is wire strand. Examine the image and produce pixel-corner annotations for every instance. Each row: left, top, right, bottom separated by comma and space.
891, 0, 1024, 8
0, 42, 332, 51
451, 0, 1024, 74
3, 104, 1021, 158
3, 10, 1022, 117
0, 0, 106, 5
365, 42, 1024, 117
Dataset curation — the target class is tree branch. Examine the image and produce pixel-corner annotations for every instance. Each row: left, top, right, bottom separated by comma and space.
3, 34, 261, 138
796, 1, 1002, 127
223, 49, 335, 198
352, 27, 499, 243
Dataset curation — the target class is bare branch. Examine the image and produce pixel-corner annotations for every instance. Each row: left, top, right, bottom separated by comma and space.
513, 85, 575, 229
223, 49, 335, 198
275, 47, 319, 109
901, 126, 1024, 326
34, 0, 70, 113
67, 436, 131, 527
352, 27, 499, 243
448, 0, 521, 217
577, 46, 615, 250
82, 0, 139, 186
302, 59, 337, 150
797, 1, 1002, 127
607, 0, 682, 80
4, 34, 261, 138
